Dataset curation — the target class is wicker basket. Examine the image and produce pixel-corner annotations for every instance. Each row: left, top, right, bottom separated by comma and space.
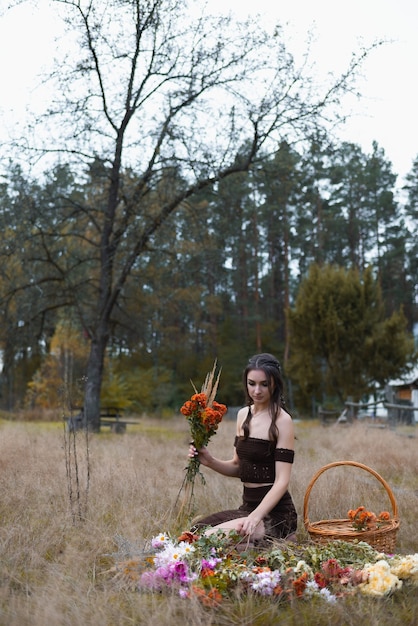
303, 461, 399, 553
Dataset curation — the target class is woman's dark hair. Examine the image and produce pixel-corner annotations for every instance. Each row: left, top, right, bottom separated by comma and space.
241, 353, 286, 445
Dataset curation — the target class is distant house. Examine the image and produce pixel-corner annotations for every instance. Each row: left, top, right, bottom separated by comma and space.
386, 366, 418, 424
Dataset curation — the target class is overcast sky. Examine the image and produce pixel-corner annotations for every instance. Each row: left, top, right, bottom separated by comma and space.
1, 0, 417, 185
211, 0, 418, 185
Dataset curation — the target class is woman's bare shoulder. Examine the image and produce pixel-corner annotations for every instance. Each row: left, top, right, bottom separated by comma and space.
277, 408, 293, 423
276, 408, 294, 437
236, 406, 248, 432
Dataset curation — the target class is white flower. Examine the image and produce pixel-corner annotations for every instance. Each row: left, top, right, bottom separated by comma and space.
153, 541, 178, 566
177, 541, 196, 558
303, 580, 336, 603
151, 533, 170, 549
390, 554, 418, 584
360, 560, 402, 597
304, 580, 320, 597
293, 560, 313, 577
319, 587, 337, 604
153, 540, 195, 567
250, 569, 281, 596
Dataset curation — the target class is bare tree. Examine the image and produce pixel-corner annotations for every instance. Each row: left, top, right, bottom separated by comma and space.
6, 0, 379, 429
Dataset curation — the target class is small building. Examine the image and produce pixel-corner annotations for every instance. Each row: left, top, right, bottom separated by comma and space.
386, 365, 418, 424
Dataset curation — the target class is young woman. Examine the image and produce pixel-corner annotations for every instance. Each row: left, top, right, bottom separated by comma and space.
189, 353, 297, 543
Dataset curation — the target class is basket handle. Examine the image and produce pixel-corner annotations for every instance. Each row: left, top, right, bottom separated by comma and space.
303, 460, 399, 527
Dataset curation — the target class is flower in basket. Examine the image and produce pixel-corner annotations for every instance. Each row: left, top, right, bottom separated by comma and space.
176, 361, 227, 521
347, 506, 391, 531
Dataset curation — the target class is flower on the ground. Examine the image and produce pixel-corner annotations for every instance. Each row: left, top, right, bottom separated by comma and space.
178, 531, 199, 544
359, 560, 402, 596
151, 533, 170, 549
390, 554, 418, 584
140, 560, 197, 591
292, 571, 309, 597
241, 567, 282, 596
140, 536, 198, 592
153, 540, 195, 568
110, 532, 417, 606
293, 560, 313, 577
201, 556, 223, 570
190, 585, 223, 607
319, 587, 338, 604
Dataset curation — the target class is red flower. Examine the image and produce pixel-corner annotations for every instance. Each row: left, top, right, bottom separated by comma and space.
314, 571, 327, 588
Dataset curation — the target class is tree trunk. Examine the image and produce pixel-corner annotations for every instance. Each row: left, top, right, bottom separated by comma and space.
83, 326, 109, 432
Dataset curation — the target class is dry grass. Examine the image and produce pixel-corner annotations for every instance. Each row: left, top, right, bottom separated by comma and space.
1, 415, 417, 625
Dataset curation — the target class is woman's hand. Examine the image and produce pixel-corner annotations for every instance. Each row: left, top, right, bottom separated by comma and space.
236, 515, 264, 540
188, 444, 212, 467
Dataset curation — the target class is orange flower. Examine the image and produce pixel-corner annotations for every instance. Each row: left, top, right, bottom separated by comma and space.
206, 588, 222, 607
348, 505, 385, 530
202, 407, 223, 430
378, 511, 390, 521
253, 566, 271, 574
191, 585, 222, 607
358, 510, 375, 524
293, 572, 308, 597
116, 559, 142, 582
212, 401, 228, 416
191, 392, 207, 407
201, 567, 215, 578
180, 400, 197, 416
177, 531, 199, 543
177, 363, 227, 520
273, 584, 284, 596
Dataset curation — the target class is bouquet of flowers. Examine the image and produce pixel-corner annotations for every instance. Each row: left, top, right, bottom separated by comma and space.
176, 361, 227, 522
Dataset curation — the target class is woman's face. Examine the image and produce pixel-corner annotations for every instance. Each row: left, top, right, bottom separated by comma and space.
246, 369, 272, 406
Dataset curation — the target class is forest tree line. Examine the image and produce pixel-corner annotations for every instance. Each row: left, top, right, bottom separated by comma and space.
1, 137, 417, 415
1, 1, 417, 422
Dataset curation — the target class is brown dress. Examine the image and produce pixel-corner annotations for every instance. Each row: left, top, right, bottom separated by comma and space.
193, 436, 297, 541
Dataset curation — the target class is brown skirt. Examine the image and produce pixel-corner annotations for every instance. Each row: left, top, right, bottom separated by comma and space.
193, 485, 297, 540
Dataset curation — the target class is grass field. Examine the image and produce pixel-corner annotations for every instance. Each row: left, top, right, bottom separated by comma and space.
1, 414, 417, 625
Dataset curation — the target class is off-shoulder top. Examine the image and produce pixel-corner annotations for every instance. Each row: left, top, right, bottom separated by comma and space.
234, 436, 294, 483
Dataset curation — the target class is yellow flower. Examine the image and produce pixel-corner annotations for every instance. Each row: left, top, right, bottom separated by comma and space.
359, 560, 402, 597
390, 554, 418, 585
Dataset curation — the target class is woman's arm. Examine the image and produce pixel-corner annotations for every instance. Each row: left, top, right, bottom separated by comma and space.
192, 445, 240, 477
